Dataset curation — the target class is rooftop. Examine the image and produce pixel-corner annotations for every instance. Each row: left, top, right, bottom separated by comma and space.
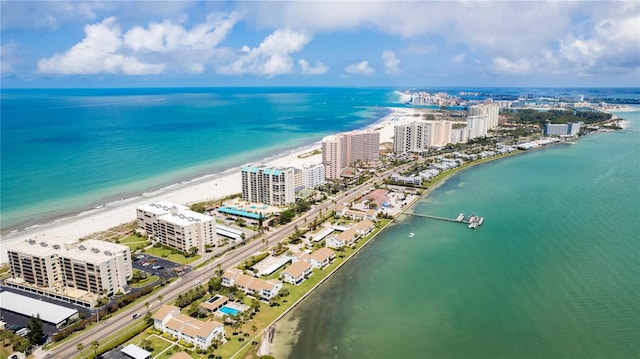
0, 291, 78, 325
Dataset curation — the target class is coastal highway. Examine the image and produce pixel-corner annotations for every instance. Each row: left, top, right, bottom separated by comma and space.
48, 170, 394, 358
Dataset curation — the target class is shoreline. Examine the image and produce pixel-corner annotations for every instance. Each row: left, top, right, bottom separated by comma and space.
260, 140, 577, 357
0, 106, 425, 264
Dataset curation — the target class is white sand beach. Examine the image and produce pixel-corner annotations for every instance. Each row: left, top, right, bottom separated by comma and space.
0, 107, 426, 263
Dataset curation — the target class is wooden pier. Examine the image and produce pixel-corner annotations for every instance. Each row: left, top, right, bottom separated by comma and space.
403, 212, 484, 228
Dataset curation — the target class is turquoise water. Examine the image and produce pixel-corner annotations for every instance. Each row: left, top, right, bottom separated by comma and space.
220, 306, 240, 316
1, 88, 398, 232
272, 108, 640, 358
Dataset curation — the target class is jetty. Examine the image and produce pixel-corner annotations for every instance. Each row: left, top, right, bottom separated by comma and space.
403, 212, 484, 229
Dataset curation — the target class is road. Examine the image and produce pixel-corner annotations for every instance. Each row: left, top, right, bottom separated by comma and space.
47, 170, 397, 358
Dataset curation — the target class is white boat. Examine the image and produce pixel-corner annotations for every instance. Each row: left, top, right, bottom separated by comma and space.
408, 232, 415, 238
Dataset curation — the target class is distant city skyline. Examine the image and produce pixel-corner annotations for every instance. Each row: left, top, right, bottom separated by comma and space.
1, 1, 639, 88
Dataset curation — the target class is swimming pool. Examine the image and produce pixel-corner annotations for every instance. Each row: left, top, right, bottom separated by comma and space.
219, 306, 240, 316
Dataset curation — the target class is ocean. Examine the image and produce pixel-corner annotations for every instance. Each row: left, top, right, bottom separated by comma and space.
1, 87, 399, 233
271, 106, 640, 358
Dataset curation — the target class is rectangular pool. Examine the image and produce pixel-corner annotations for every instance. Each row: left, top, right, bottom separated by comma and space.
219, 306, 240, 316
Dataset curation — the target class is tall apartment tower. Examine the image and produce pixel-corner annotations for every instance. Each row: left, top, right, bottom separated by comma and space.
428, 121, 452, 147
137, 202, 216, 254
300, 164, 326, 189
394, 122, 428, 154
7, 235, 132, 297
466, 115, 489, 139
393, 121, 452, 154
241, 165, 295, 206
469, 104, 500, 129
322, 131, 380, 179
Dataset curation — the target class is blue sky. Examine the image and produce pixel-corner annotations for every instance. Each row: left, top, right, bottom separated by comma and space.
1, 1, 639, 88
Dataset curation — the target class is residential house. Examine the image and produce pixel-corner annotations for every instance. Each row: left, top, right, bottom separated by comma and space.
152, 305, 224, 350
221, 269, 282, 300
302, 247, 336, 269
281, 260, 313, 285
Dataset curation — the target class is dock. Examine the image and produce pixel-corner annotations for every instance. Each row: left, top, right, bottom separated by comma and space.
403, 212, 484, 229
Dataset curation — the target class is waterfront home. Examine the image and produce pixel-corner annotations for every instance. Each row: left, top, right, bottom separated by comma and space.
326, 236, 345, 249
301, 247, 336, 269
221, 268, 282, 300
337, 228, 360, 247
335, 205, 377, 221
281, 260, 313, 285
352, 219, 375, 237
152, 305, 224, 350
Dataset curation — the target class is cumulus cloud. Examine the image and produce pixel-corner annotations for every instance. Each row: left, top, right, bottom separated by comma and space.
298, 59, 329, 75
37, 13, 239, 75
217, 28, 311, 76
492, 57, 532, 75
382, 50, 400, 75
38, 17, 165, 75
345, 61, 374, 75
124, 12, 238, 53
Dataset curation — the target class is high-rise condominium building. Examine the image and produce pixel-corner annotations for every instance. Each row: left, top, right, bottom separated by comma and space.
241, 165, 295, 206
322, 131, 380, 179
393, 121, 452, 154
7, 235, 132, 298
466, 115, 489, 139
545, 122, 582, 136
300, 164, 326, 189
469, 104, 500, 129
137, 201, 216, 254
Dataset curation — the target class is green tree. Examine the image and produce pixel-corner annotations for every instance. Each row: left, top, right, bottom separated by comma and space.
76, 343, 84, 358
188, 246, 198, 257
140, 338, 152, 351
278, 209, 295, 224
91, 340, 99, 359
27, 314, 44, 345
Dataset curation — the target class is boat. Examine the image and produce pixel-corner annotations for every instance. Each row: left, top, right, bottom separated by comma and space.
408, 232, 415, 238
468, 222, 478, 229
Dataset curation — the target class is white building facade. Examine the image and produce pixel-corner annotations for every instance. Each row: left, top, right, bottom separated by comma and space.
137, 202, 216, 254
466, 115, 489, 139
469, 103, 500, 129
241, 164, 295, 206
300, 164, 326, 189
7, 235, 132, 299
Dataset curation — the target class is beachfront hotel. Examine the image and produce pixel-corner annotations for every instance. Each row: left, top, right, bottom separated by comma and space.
469, 103, 500, 129
136, 201, 216, 254
393, 121, 453, 154
6, 235, 132, 306
322, 130, 380, 179
241, 164, 296, 206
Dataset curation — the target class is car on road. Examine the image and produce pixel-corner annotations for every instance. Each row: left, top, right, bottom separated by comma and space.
193, 280, 201, 285
132, 313, 141, 319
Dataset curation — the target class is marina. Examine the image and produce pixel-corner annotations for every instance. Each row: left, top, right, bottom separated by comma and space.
403, 212, 485, 229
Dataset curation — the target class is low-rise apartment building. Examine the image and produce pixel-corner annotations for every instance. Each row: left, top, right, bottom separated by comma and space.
221, 269, 282, 300
153, 305, 224, 349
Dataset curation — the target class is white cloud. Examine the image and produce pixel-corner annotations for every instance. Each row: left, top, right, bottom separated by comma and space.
37, 12, 241, 75
345, 61, 374, 75
123, 12, 238, 53
298, 59, 329, 75
382, 50, 400, 75
38, 17, 166, 75
1, 1, 104, 30
492, 57, 532, 75
217, 28, 311, 76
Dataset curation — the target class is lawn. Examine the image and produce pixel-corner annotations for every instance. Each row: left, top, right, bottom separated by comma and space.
144, 247, 201, 264
129, 274, 160, 288
119, 234, 151, 251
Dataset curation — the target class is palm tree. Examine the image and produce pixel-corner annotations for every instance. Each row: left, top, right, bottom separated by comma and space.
144, 301, 150, 313
76, 343, 84, 359
91, 340, 99, 359
158, 295, 164, 305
